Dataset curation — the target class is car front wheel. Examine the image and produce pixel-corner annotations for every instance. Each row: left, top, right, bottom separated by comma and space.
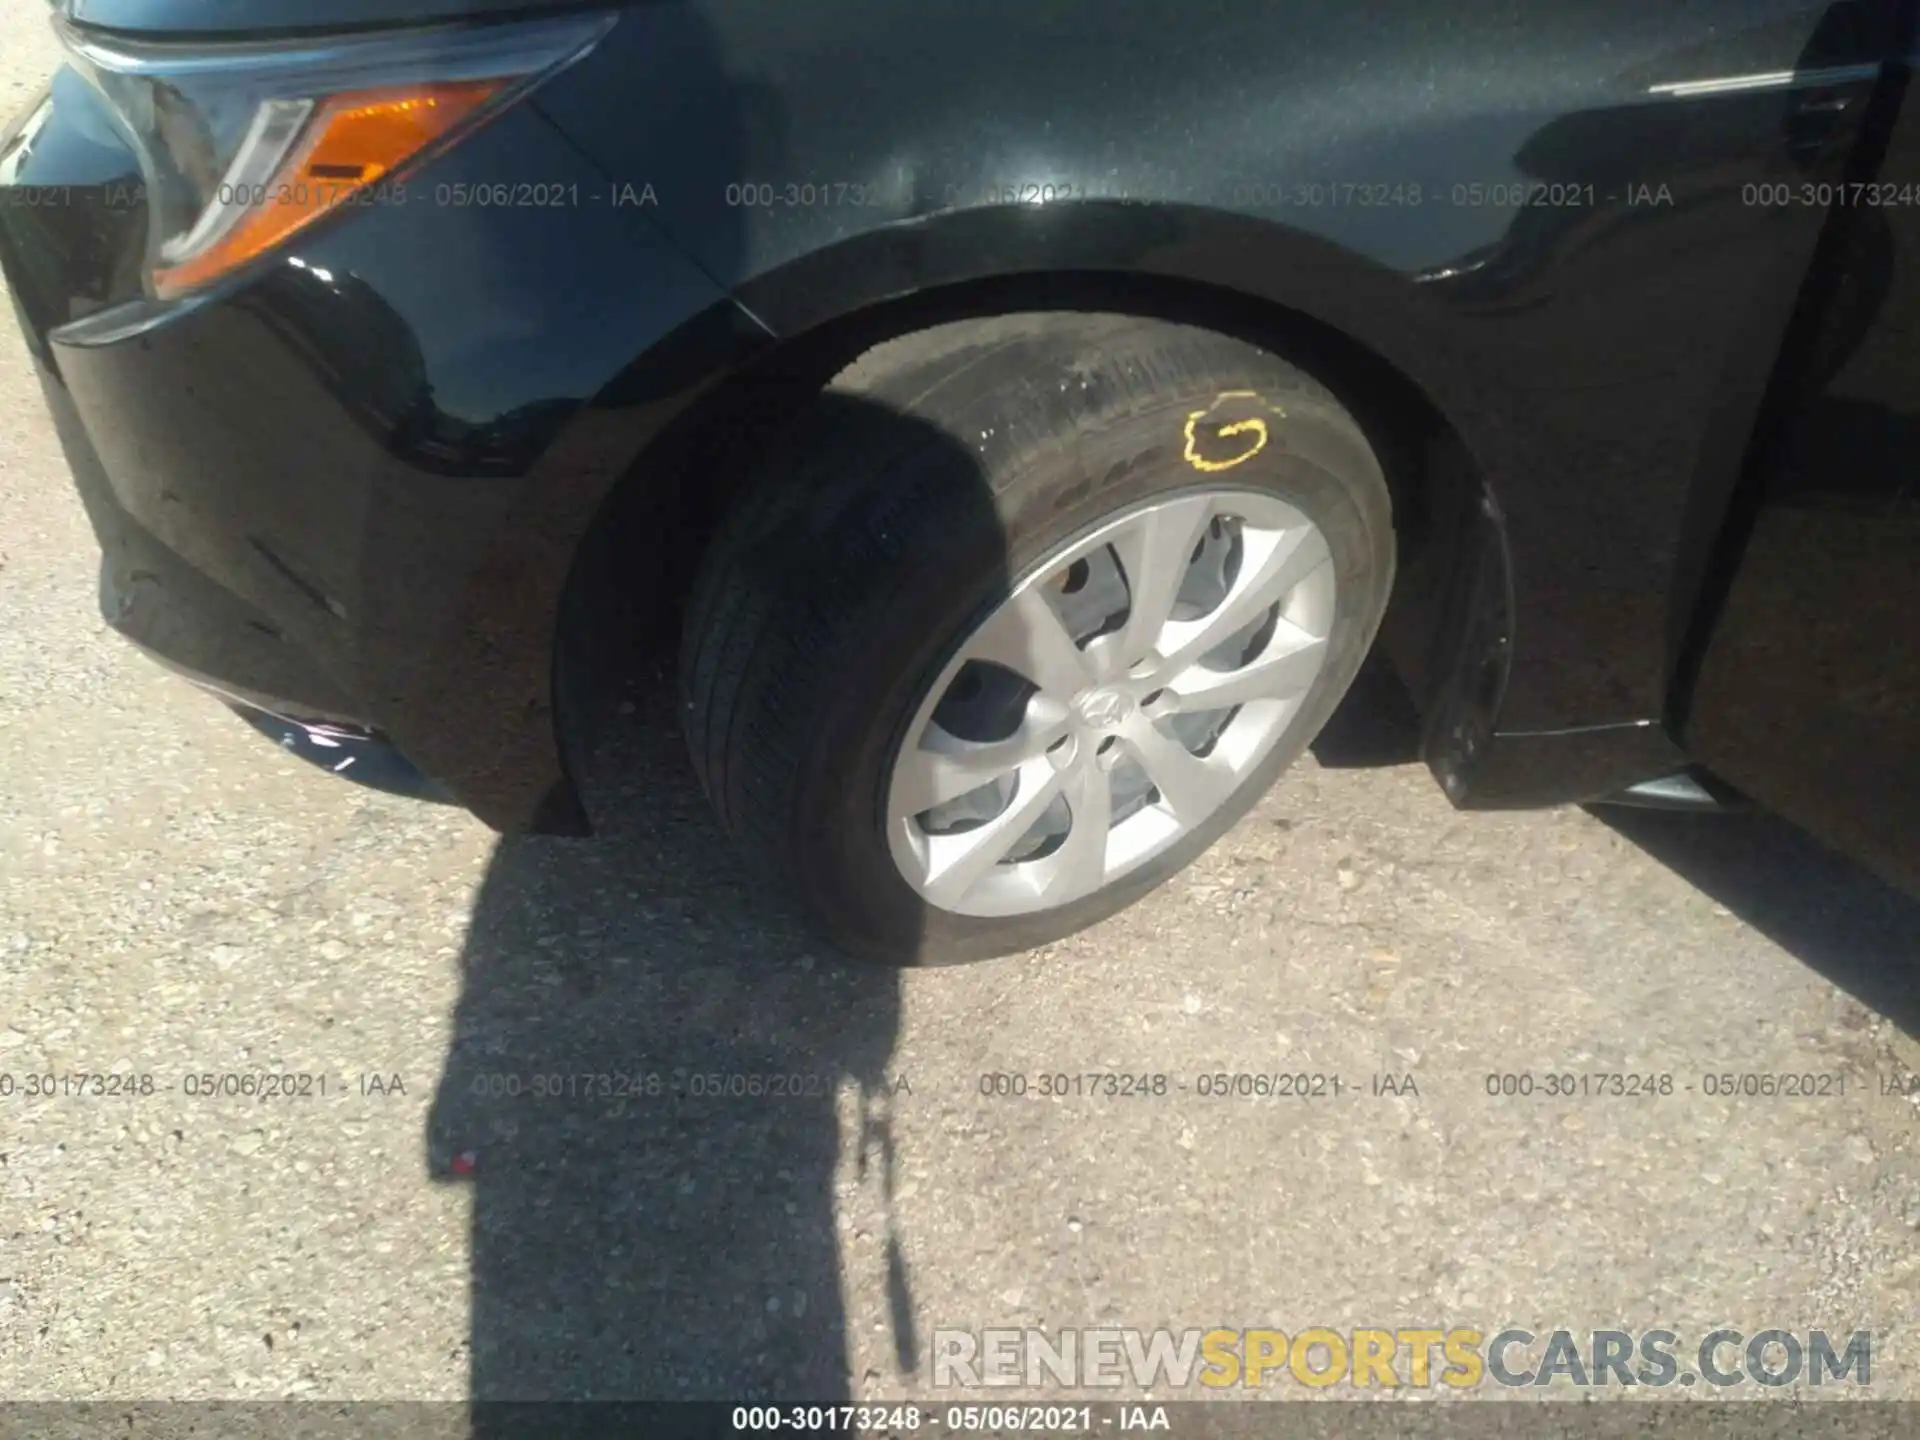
680, 313, 1396, 964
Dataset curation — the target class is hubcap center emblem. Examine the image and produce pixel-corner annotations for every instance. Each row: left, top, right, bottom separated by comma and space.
1072, 686, 1134, 729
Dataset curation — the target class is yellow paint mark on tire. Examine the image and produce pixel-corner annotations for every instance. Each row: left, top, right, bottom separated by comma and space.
1182, 390, 1279, 472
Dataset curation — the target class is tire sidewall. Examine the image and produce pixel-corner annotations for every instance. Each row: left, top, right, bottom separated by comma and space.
791, 371, 1394, 965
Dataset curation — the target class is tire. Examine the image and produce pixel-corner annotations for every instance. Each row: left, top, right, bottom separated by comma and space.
680, 312, 1395, 964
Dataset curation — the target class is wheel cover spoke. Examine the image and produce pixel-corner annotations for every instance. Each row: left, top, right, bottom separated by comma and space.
889, 707, 1070, 819
962, 585, 1094, 698
918, 759, 1067, 909
1102, 492, 1217, 675
1119, 715, 1235, 823
1164, 622, 1326, 714
1038, 755, 1114, 903
886, 487, 1341, 917
1156, 523, 1330, 675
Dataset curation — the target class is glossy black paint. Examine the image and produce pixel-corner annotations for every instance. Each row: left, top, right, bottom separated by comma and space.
227, 702, 456, 801
2, 0, 1916, 860
539, 0, 1878, 748
7, 72, 772, 829
59, 0, 610, 36
1685, 26, 1920, 894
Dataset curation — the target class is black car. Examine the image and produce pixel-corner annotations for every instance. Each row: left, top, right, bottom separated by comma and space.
3, 0, 1916, 963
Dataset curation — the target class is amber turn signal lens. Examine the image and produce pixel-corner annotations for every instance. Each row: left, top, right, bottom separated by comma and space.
152, 78, 505, 299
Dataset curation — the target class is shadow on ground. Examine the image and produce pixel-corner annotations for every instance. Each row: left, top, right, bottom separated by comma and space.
1593, 802, 1920, 1038
1307, 649, 1920, 1041
424, 683, 913, 1419
420, 374, 1013, 1431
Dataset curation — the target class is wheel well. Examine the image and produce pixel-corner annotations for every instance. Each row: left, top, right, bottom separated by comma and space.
553, 269, 1488, 797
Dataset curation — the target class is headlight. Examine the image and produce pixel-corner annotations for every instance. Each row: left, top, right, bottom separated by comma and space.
55, 12, 612, 300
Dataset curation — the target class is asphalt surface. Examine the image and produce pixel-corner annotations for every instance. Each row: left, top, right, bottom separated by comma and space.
3, 1, 1920, 1412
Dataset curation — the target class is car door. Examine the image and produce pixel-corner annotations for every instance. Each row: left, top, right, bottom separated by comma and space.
1682, 45, 1920, 893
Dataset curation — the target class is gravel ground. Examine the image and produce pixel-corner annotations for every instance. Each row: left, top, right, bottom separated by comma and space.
3, 0, 1920, 1412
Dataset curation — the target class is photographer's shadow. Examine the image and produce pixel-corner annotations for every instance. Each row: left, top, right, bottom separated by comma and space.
425, 683, 906, 1407
1593, 802, 1920, 1038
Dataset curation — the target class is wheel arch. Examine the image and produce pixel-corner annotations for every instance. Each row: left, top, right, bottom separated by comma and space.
551, 218, 1505, 824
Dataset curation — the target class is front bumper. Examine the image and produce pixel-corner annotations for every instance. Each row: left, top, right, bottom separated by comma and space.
227, 703, 455, 803
1, 35, 762, 832
101, 533, 453, 801
24, 291, 459, 805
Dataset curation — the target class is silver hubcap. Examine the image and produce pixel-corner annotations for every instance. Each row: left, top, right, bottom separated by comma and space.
885, 489, 1338, 917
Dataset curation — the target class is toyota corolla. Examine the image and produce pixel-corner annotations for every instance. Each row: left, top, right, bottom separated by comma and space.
3, 0, 1916, 962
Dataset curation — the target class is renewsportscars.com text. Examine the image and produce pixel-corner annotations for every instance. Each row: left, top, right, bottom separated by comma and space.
931, 1326, 1872, 1389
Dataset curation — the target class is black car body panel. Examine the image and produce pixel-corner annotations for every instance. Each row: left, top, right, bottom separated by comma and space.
5, 68, 773, 829
539, 0, 1886, 739
57, 0, 613, 37
4, 0, 1918, 886
1684, 25, 1920, 895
